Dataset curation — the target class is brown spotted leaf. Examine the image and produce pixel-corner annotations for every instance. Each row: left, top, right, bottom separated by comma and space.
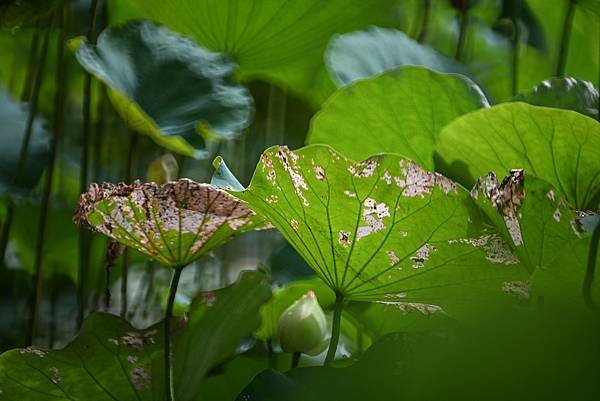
220, 145, 528, 312
75, 179, 267, 267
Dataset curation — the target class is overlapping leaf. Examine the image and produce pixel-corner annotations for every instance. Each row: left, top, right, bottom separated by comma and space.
325, 27, 467, 86
308, 67, 488, 170
471, 171, 598, 306
218, 145, 526, 311
75, 179, 266, 267
0, 272, 272, 401
75, 21, 253, 158
436, 102, 600, 209
514, 77, 599, 119
174, 271, 271, 401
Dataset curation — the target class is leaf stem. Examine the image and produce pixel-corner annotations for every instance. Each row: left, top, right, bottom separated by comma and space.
291, 352, 301, 369
454, 8, 469, 61
120, 130, 138, 318
0, 20, 52, 269
556, 0, 576, 76
265, 84, 287, 146
165, 266, 184, 401
417, 0, 431, 43
511, 0, 522, 96
27, 8, 66, 345
324, 293, 344, 365
78, 0, 103, 329
582, 222, 600, 313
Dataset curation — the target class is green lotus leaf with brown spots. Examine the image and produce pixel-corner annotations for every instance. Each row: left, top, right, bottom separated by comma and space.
75, 178, 268, 268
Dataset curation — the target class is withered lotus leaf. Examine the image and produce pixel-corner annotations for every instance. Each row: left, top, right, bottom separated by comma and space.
75, 178, 267, 267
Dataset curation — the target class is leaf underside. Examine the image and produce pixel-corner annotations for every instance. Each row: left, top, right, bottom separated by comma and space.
228, 145, 526, 310
75, 179, 265, 267
75, 21, 253, 158
436, 102, 600, 210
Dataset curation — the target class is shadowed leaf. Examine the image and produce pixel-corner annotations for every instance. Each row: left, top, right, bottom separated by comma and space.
0, 313, 165, 400
74, 21, 253, 159
174, 271, 272, 401
514, 77, 599, 119
0, 85, 49, 195
326, 27, 468, 87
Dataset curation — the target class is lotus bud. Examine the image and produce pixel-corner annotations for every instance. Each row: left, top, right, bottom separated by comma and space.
277, 291, 328, 355
146, 154, 178, 185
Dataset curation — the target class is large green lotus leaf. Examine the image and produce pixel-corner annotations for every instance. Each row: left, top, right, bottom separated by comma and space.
0, 313, 165, 400
436, 102, 600, 210
174, 271, 271, 401
75, 21, 253, 159
514, 77, 599, 119
75, 179, 267, 268
325, 27, 468, 87
120, 0, 400, 106
220, 145, 526, 310
307, 67, 489, 171
0, 85, 49, 195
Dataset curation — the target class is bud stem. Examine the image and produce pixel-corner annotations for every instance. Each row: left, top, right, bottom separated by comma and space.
324, 294, 344, 365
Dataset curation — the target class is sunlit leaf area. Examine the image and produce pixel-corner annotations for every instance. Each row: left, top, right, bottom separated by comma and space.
0, 1, 599, 400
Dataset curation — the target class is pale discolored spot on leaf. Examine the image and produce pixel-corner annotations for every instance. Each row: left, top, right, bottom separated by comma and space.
502, 280, 530, 300
473, 170, 525, 246
130, 366, 151, 390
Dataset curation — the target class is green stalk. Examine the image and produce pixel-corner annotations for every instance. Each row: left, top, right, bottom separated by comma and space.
555, 0, 576, 76
324, 294, 344, 365
78, 0, 103, 328
265, 85, 287, 146
20, 27, 41, 102
511, 0, 522, 96
582, 223, 600, 313
454, 8, 469, 61
28, 8, 66, 345
120, 130, 138, 318
0, 22, 52, 268
291, 352, 301, 369
417, 0, 431, 43
165, 267, 184, 401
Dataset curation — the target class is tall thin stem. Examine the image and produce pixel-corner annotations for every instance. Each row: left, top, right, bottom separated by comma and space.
417, 0, 431, 43
454, 9, 469, 61
582, 223, 600, 313
20, 27, 41, 102
265, 85, 287, 146
0, 21, 52, 268
78, 0, 103, 328
291, 352, 301, 369
556, 0, 576, 76
511, 0, 522, 96
165, 267, 183, 401
120, 130, 138, 318
27, 8, 66, 345
324, 294, 344, 365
